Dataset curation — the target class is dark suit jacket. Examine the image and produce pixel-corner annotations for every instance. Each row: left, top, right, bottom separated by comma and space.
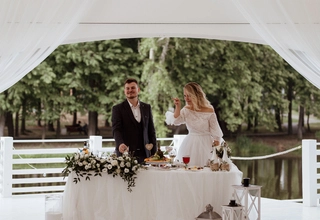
112, 100, 157, 159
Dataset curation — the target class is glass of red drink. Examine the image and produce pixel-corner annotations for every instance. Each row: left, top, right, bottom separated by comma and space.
182, 155, 190, 168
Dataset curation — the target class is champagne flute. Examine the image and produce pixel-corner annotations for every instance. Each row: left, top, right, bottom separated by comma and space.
145, 144, 153, 156
123, 146, 129, 156
165, 146, 173, 153
182, 155, 190, 169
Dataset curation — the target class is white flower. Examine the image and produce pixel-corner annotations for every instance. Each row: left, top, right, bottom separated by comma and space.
63, 151, 146, 192
111, 160, 118, 166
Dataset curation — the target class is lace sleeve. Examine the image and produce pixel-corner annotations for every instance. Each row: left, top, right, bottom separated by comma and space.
165, 108, 186, 126
165, 111, 175, 125
209, 112, 223, 143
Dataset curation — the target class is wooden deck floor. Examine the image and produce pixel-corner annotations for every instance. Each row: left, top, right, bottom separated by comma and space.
0, 195, 319, 220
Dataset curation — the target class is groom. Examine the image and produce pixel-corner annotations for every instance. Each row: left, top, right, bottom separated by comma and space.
112, 78, 157, 163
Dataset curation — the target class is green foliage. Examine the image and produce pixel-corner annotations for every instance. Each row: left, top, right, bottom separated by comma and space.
315, 131, 320, 140
138, 38, 297, 135
139, 38, 179, 137
232, 136, 275, 157
1, 37, 320, 140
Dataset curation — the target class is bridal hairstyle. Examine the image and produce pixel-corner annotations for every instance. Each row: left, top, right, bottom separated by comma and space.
184, 82, 211, 111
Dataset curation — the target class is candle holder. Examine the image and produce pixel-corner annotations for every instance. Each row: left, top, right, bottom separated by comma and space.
232, 185, 262, 220
221, 204, 242, 220
196, 204, 222, 220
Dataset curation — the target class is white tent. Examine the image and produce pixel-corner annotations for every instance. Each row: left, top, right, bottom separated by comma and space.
1, 0, 320, 92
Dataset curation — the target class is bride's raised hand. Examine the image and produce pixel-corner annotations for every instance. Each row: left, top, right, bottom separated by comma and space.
172, 97, 181, 107
172, 98, 181, 118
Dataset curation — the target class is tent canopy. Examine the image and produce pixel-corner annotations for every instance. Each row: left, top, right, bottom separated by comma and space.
1, 0, 320, 92
63, 0, 265, 45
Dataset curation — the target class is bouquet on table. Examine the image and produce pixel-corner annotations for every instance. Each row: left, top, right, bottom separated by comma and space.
210, 141, 232, 171
62, 147, 146, 192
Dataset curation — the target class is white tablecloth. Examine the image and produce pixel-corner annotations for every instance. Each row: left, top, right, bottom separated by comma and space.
63, 165, 243, 220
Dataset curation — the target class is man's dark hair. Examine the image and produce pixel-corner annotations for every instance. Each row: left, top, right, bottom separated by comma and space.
124, 78, 138, 85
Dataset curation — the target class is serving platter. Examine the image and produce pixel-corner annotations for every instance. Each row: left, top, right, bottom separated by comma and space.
185, 166, 204, 172
153, 166, 179, 171
145, 160, 170, 166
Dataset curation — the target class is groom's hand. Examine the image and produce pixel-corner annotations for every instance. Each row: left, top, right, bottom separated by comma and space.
119, 143, 128, 153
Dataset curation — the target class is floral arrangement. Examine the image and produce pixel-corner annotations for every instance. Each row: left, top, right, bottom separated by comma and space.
62, 148, 146, 192
215, 141, 231, 159
210, 141, 232, 171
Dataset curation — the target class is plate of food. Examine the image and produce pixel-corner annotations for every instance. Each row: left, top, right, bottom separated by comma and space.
144, 148, 171, 165
144, 157, 171, 165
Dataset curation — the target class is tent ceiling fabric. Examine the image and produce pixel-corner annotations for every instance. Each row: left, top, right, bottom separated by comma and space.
63, 0, 266, 45
233, 0, 320, 89
0, 0, 320, 93
0, 0, 92, 93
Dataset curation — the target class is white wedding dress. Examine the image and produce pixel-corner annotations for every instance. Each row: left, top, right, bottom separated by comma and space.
166, 107, 223, 167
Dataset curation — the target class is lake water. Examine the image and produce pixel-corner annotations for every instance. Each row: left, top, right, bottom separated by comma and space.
233, 157, 302, 200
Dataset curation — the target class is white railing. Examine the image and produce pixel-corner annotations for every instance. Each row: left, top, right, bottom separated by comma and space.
302, 139, 320, 206
1, 136, 319, 205
0, 135, 183, 198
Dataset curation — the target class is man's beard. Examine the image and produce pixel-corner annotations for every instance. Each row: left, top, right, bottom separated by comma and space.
126, 94, 137, 99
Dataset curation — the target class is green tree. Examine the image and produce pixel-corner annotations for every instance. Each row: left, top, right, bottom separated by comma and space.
139, 38, 299, 138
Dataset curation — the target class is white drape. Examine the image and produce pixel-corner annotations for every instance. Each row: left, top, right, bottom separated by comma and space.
0, 0, 92, 93
232, 0, 320, 89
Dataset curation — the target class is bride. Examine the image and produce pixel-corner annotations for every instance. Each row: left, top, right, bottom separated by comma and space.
165, 82, 223, 167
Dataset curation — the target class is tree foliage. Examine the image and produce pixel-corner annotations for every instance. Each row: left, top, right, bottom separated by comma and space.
0, 38, 319, 139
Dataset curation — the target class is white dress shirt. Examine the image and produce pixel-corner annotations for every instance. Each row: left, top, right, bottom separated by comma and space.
128, 100, 141, 122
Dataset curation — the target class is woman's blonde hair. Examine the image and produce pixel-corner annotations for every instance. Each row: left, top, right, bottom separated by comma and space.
184, 82, 211, 111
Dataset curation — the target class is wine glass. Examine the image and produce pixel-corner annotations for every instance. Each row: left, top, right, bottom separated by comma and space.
145, 144, 153, 156
123, 146, 129, 156
182, 155, 190, 169
165, 146, 173, 153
